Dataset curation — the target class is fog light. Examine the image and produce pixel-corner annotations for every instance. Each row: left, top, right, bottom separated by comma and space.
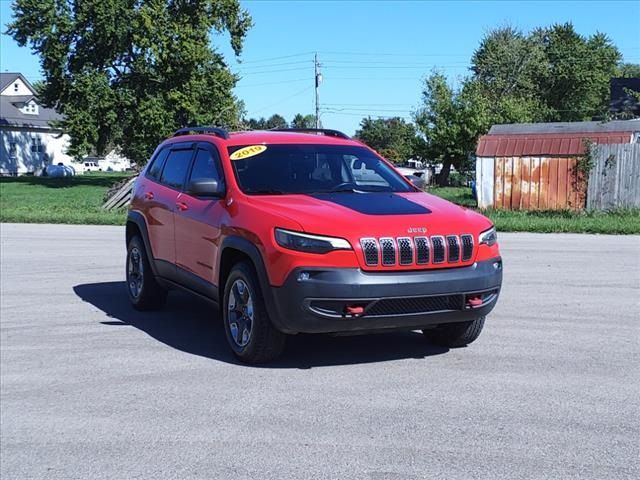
493, 261, 501, 270
298, 272, 311, 282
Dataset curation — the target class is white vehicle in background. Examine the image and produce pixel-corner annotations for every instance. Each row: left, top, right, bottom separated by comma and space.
80, 160, 101, 173
396, 166, 429, 190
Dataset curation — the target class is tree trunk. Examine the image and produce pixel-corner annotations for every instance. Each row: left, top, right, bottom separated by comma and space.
436, 159, 453, 186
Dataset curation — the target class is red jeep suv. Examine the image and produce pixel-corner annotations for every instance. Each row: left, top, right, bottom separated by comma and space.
126, 127, 502, 363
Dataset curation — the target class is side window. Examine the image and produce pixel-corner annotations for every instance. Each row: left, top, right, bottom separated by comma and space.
147, 148, 169, 181
159, 149, 193, 190
188, 148, 223, 185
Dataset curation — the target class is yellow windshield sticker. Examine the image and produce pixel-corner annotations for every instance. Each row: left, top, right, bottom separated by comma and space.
230, 145, 267, 160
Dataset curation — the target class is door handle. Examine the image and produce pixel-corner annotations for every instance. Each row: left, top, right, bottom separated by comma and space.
176, 202, 188, 212
144, 191, 154, 200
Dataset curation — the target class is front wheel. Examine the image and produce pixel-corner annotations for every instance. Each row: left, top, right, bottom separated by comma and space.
223, 261, 286, 364
423, 316, 485, 347
126, 235, 167, 310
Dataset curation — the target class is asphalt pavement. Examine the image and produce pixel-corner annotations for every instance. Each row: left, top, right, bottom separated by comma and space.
1, 223, 639, 479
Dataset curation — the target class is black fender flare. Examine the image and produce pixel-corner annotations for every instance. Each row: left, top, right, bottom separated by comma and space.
218, 236, 290, 333
126, 211, 159, 276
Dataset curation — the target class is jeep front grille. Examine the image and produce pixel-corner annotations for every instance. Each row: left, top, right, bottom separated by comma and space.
461, 234, 474, 261
360, 234, 474, 267
414, 236, 430, 264
366, 294, 463, 316
379, 238, 396, 266
397, 237, 413, 265
447, 235, 460, 262
360, 238, 379, 266
431, 236, 445, 263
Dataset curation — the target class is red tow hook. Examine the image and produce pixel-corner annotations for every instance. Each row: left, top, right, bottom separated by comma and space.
466, 296, 483, 308
345, 305, 365, 316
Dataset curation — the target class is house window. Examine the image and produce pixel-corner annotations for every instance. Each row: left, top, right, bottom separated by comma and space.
14, 83, 19, 92
31, 137, 43, 153
9, 142, 17, 158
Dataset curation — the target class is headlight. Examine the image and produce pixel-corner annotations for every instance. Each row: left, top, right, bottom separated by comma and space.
275, 228, 352, 254
479, 226, 497, 246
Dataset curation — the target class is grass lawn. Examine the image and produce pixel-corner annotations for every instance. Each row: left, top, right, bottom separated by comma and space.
0, 173, 131, 225
1, 177, 638, 233
426, 186, 640, 234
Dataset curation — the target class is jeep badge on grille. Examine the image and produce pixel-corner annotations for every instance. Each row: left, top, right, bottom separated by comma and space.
407, 227, 427, 234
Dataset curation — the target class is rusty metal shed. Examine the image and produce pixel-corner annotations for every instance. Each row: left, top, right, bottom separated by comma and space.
475, 120, 640, 210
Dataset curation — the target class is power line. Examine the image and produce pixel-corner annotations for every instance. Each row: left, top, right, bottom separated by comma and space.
248, 85, 314, 115
234, 60, 312, 71
235, 77, 309, 88
236, 66, 311, 76
235, 52, 315, 64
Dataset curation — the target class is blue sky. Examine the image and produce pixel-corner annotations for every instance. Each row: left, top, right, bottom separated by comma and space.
1, 0, 639, 134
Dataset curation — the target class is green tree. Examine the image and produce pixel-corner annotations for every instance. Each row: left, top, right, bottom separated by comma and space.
532, 24, 621, 120
8, 0, 252, 163
243, 114, 288, 130
291, 113, 316, 129
615, 63, 640, 78
265, 114, 288, 129
354, 117, 422, 163
472, 23, 622, 122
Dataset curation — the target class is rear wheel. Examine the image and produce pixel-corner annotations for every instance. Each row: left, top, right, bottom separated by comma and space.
423, 317, 485, 347
126, 235, 167, 310
223, 261, 286, 364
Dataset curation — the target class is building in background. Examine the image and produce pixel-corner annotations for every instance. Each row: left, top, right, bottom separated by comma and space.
475, 120, 640, 210
0, 72, 74, 175
610, 78, 640, 117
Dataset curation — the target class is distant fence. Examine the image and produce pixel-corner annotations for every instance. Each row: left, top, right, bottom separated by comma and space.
586, 143, 640, 210
102, 176, 137, 210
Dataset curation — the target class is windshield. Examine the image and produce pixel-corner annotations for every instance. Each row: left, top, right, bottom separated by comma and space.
228, 144, 413, 195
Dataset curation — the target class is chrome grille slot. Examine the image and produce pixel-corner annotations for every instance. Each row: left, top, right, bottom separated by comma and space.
414, 236, 430, 264
360, 238, 379, 266
397, 237, 413, 265
431, 236, 445, 263
379, 238, 396, 266
447, 235, 460, 262
461, 234, 474, 261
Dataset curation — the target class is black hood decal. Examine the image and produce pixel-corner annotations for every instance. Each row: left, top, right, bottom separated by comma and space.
309, 192, 431, 215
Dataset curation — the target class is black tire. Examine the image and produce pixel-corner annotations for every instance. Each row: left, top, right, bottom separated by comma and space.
126, 235, 167, 310
423, 316, 485, 348
222, 261, 286, 364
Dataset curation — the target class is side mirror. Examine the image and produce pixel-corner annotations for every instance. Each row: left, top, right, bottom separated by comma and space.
186, 178, 225, 198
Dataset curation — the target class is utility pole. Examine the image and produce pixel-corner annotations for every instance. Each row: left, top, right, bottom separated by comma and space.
314, 53, 322, 128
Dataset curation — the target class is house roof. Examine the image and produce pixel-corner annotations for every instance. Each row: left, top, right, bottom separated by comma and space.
6, 95, 36, 104
0, 95, 63, 129
0, 72, 36, 93
476, 119, 639, 157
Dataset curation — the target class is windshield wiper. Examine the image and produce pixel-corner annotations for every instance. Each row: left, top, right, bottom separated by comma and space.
245, 189, 286, 195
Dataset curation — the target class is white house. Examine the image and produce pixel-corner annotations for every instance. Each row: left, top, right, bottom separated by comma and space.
0, 72, 73, 175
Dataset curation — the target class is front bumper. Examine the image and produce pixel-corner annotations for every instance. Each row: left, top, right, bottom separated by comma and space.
269, 258, 503, 334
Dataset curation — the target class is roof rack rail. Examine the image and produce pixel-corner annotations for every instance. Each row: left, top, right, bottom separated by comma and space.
270, 128, 350, 139
173, 126, 230, 139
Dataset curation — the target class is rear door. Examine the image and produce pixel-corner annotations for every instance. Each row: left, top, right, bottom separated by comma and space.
142, 144, 194, 271
174, 143, 227, 293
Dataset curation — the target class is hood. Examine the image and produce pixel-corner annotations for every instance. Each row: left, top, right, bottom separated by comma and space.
247, 191, 491, 239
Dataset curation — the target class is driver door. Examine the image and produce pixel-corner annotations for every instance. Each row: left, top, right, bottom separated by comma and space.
174, 143, 227, 295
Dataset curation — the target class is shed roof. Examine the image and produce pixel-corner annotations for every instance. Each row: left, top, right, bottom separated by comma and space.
488, 119, 640, 135
476, 119, 638, 157
476, 132, 633, 157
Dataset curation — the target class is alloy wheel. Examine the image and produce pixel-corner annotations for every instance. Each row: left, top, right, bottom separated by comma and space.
227, 279, 254, 347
